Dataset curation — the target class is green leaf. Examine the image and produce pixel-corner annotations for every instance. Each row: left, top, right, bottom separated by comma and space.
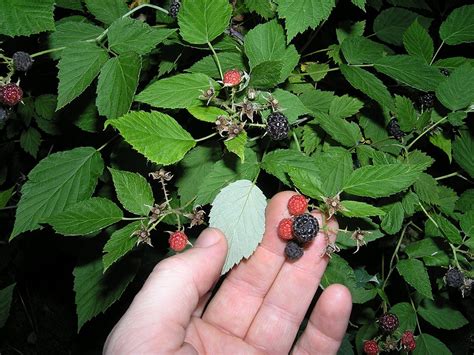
73, 98, 100, 133
460, 210, 474, 237
84, 0, 128, 25
96, 53, 141, 119
48, 22, 103, 60
336, 20, 366, 44
11, 147, 104, 239
275, 0, 336, 42
261, 149, 313, 186
209, 180, 267, 274
20, 127, 41, 159
272, 89, 308, 123
187, 106, 227, 123
57, 42, 109, 110
195, 149, 260, 206
396, 258, 433, 299
340, 65, 395, 111
456, 189, 474, 213
374, 55, 445, 92
108, 18, 176, 55
244, 20, 299, 82
395, 95, 417, 131
435, 64, 474, 111
301, 124, 321, 155
250, 61, 283, 89
103, 221, 141, 272
300, 89, 335, 114
381, 202, 404, 234
74, 257, 139, 330
413, 334, 451, 355
321, 254, 377, 303
429, 131, 452, 162
178, 0, 232, 44
453, 130, 474, 179
0, 0, 54, 37
135, 73, 217, 109
176, 145, 221, 205
405, 238, 442, 259
418, 299, 468, 330
341, 36, 387, 64
447, 111, 467, 127
439, 5, 474, 45
305, 62, 330, 82
0, 283, 15, 328
106, 111, 196, 166
391, 302, 417, 333
340, 201, 386, 217
432, 214, 462, 244
244, 0, 275, 19
344, 164, 423, 198
329, 95, 364, 119
0, 186, 14, 209
55, 0, 83, 10
35, 94, 58, 120
46, 197, 123, 236
109, 168, 154, 216
373, 7, 431, 46
414, 173, 439, 205
403, 19, 433, 63
187, 52, 246, 79
351, 0, 366, 11
315, 113, 362, 147
224, 131, 247, 162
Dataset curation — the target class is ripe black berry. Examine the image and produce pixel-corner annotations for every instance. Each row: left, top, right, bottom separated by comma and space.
418, 92, 435, 109
169, 0, 181, 18
0, 106, 7, 122
445, 267, 464, 288
285, 241, 304, 260
12, 51, 34, 72
292, 213, 319, 244
266, 112, 289, 140
387, 118, 404, 141
440, 68, 450, 76
378, 312, 399, 333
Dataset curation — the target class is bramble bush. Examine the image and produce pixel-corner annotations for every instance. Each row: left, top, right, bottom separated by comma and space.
0, 0, 473, 353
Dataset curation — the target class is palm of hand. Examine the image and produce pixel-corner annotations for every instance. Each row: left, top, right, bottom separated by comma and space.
104, 192, 352, 354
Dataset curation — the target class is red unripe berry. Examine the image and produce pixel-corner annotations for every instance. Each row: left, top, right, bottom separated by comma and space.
277, 218, 293, 240
287, 195, 308, 215
168, 231, 188, 252
223, 69, 241, 87
363, 339, 379, 354
0, 83, 23, 106
401, 330, 416, 351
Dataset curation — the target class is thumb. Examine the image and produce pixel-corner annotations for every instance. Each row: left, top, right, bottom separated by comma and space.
105, 228, 227, 353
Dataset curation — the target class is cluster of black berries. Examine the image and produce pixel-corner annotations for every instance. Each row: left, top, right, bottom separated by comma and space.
387, 118, 405, 141
12, 51, 34, 72
169, 0, 181, 18
418, 92, 435, 110
266, 112, 289, 140
445, 267, 473, 297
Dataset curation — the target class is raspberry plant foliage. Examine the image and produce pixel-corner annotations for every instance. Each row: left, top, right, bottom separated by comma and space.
1, 0, 473, 352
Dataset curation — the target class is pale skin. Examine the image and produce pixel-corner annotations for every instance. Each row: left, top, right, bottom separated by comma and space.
104, 191, 353, 354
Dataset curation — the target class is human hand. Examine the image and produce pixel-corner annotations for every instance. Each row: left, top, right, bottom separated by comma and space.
104, 191, 352, 354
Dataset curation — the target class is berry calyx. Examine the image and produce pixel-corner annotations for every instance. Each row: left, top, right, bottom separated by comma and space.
292, 213, 319, 244
284, 241, 304, 260
12, 51, 34, 72
266, 112, 289, 140
169, 0, 181, 18
0, 83, 23, 107
168, 231, 188, 252
363, 339, 379, 354
377, 312, 399, 333
445, 267, 464, 288
288, 194, 308, 216
401, 330, 416, 351
277, 218, 293, 240
223, 69, 242, 87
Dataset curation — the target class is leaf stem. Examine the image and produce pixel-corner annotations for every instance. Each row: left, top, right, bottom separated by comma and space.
382, 223, 409, 291
97, 134, 119, 152
418, 202, 438, 228
195, 132, 218, 142
302, 47, 331, 57
207, 41, 224, 80
449, 243, 462, 269
407, 116, 447, 150
292, 131, 301, 152
430, 41, 444, 66
30, 47, 66, 58
122, 217, 147, 221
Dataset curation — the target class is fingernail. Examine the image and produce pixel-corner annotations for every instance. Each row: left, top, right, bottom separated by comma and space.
195, 228, 221, 248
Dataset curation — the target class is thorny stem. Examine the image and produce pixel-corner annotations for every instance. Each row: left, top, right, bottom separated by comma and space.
430, 41, 444, 66
418, 202, 438, 228
407, 116, 447, 150
208, 41, 224, 80
159, 175, 181, 229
